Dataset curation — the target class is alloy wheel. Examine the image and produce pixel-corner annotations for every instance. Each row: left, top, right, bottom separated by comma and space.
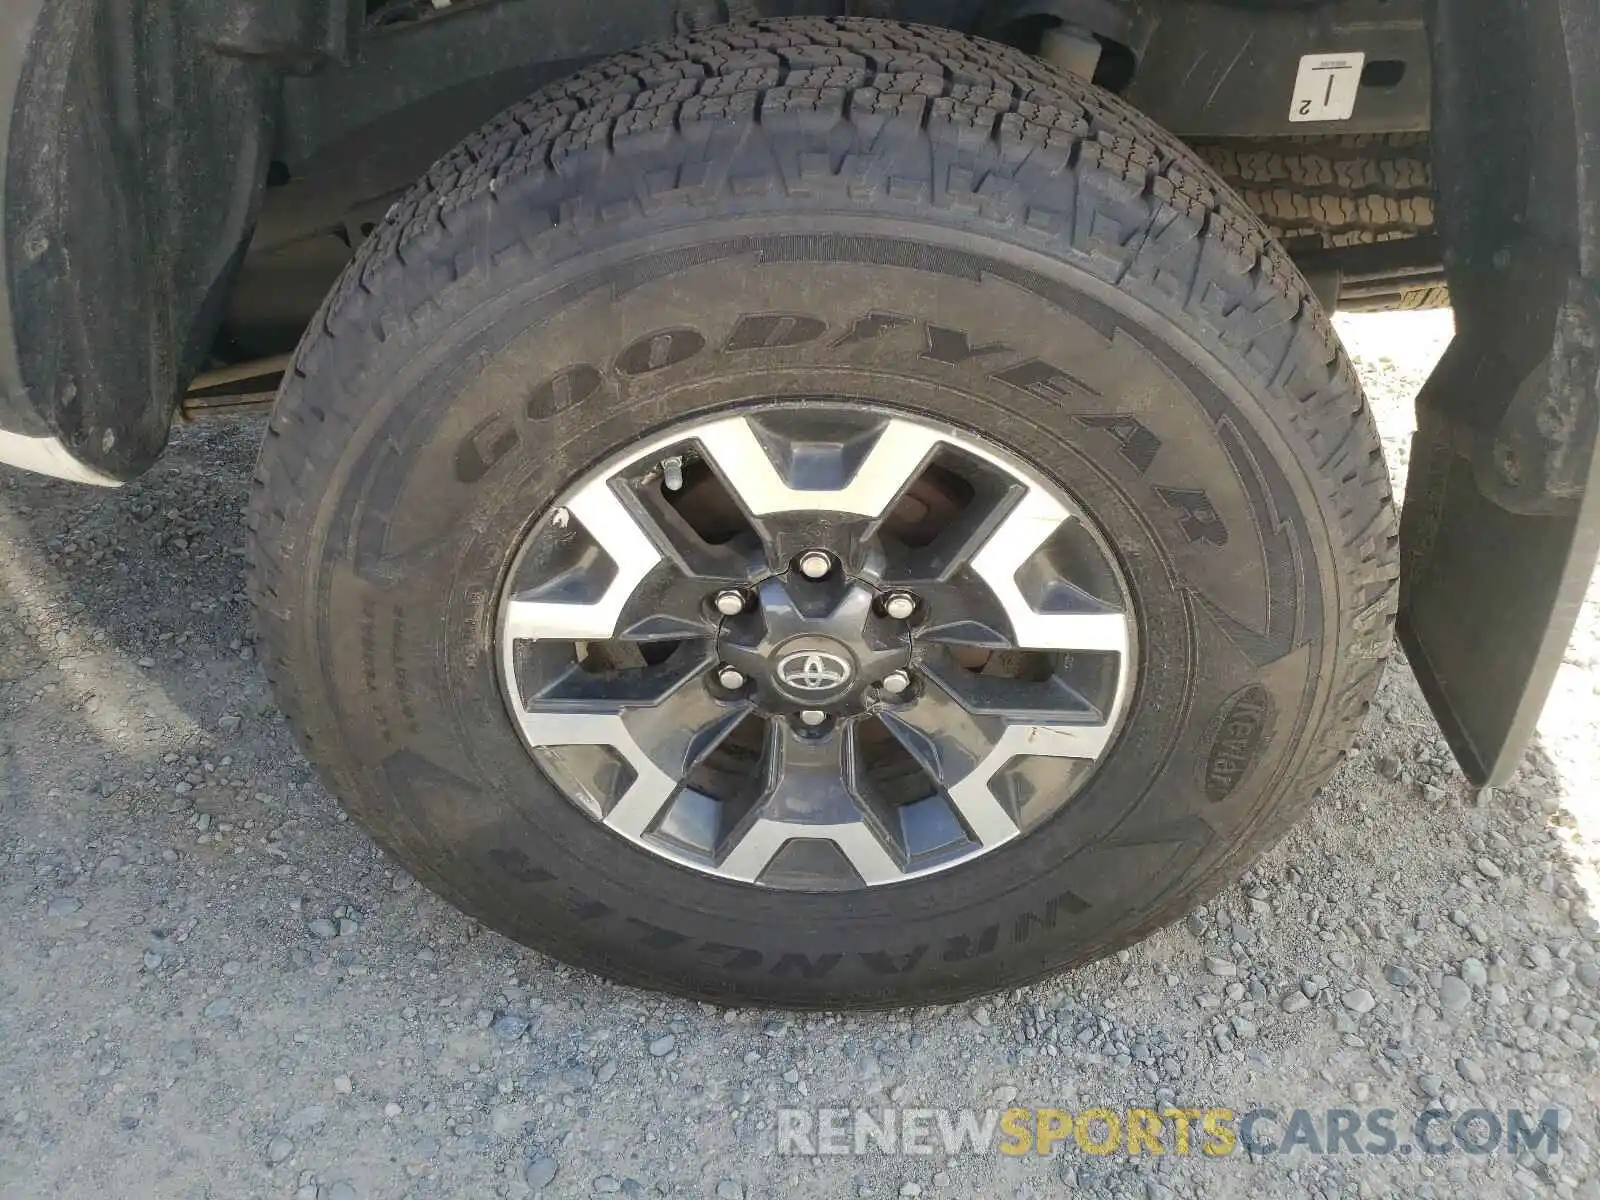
497, 401, 1136, 891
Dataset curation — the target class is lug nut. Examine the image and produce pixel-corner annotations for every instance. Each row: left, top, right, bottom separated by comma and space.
797, 550, 834, 580
798, 709, 829, 727
882, 591, 920, 620
712, 589, 748, 617
881, 670, 912, 696
716, 665, 747, 691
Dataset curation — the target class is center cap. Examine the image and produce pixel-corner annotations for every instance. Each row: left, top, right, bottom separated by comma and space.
714, 576, 912, 715
774, 642, 855, 697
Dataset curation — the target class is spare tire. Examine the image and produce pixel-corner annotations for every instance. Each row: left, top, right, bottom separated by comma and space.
248, 17, 1399, 1006
1197, 133, 1448, 311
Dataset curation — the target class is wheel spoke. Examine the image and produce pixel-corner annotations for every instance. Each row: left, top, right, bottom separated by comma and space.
695, 415, 943, 519
876, 679, 1007, 791
967, 485, 1131, 654
899, 574, 1022, 650
613, 466, 764, 589
877, 671, 1113, 846
872, 444, 1029, 587
875, 681, 1016, 845
504, 478, 663, 642
514, 669, 746, 839
510, 710, 679, 837
1010, 609, 1129, 654
611, 568, 725, 642
524, 641, 715, 709
620, 683, 751, 782
716, 721, 902, 884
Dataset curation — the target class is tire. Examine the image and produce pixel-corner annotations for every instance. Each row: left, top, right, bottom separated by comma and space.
248, 17, 1398, 1007
1197, 133, 1449, 311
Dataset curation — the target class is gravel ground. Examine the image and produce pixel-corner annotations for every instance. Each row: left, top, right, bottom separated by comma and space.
3, 309, 1600, 1200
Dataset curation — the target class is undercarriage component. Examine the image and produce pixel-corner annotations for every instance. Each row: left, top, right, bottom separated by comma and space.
1037, 22, 1102, 78
179, 353, 290, 420
1121, 0, 1430, 138
1292, 236, 1448, 315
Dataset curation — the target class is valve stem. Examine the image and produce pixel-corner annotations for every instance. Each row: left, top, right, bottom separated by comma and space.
661, 456, 685, 492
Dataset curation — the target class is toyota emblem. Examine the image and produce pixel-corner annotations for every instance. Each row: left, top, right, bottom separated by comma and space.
776, 650, 853, 693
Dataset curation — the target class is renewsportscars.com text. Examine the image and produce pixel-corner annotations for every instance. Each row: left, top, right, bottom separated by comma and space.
774, 1106, 1565, 1159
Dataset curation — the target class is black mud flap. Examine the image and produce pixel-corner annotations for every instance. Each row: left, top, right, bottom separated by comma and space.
1400, 0, 1600, 785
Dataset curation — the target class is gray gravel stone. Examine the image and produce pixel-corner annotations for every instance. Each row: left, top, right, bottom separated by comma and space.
525, 1157, 559, 1190
1439, 976, 1471, 1012
648, 1034, 677, 1057
492, 1014, 531, 1040
266, 1137, 294, 1165
46, 897, 82, 917
1385, 965, 1417, 988
306, 918, 337, 940
1341, 988, 1376, 1015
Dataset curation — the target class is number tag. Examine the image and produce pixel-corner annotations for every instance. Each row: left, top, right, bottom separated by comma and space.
1289, 52, 1366, 122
